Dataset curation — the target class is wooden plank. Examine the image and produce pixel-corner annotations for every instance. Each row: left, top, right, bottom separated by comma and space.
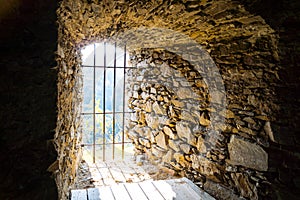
88, 163, 98, 168
106, 161, 127, 184
138, 181, 164, 200
129, 162, 152, 181
119, 160, 138, 174
89, 167, 104, 185
129, 160, 152, 181
110, 184, 132, 200
123, 182, 148, 200
74, 178, 215, 200
163, 178, 215, 200
71, 189, 88, 200
156, 179, 191, 200
87, 188, 100, 200
181, 178, 215, 200
118, 161, 142, 183
98, 186, 115, 200
96, 161, 108, 168
165, 179, 198, 200
152, 180, 177, 200
98, 165, 116, 186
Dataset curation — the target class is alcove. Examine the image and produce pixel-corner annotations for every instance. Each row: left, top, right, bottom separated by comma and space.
53, 0, 298, 199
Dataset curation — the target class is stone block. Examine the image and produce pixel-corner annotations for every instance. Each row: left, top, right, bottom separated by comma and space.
139, 138, 151, 148
227, 135, 268, 171
169, 139, 181, 152
180, 143, 191, 154
180, 110, 197, 124
219, 109, 235, 119
239, 126, 255, 136
162, 150, 174, 163
176, 121, 191, 139
153, 101, 166, 115
191, 155, 223, 183
163, 126, 176, 139
174, 152, 190, 168
145, 113, 159, 129
176, 121, 197, 146
200, 112, 210, 126
177, 87, 193, 99
151, 145, 166, 158
231, 173, 258, 200
197, 136, 207, 153
203, 180, 241, 200
155, 131, 168, 150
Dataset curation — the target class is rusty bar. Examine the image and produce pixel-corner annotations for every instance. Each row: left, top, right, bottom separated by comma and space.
122, 45, 127, 159
92, 43, 96, 163
112, 42, 117, 160
103, 42, 107, 161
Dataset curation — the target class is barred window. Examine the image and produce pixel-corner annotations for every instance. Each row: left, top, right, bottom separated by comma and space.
81, 42, 134, 162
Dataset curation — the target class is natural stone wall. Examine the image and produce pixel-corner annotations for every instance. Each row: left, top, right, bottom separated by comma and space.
0, 0, 297, 199
126, 41, 277, 199
54, 40, 83, 199
56, 0, 282, 199
241, 0, 300, 198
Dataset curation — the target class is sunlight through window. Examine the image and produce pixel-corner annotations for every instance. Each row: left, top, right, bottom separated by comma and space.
81, 42, 134, 163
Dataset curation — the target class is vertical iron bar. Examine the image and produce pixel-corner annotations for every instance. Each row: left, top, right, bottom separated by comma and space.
103, 42, 106, 161
122, 45, 127, 159
93, 44, 96, 163
112, 42, 117, 160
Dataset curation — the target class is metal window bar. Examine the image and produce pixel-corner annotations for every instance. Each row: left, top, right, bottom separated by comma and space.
93, 44, 96, 163
122, 45, 127, 159
103, 42, 107, 162
81, 42, 134, 163
82, 65, 136, 69
80, 142, 134, 147
112, 42, 117, 160
82, 112, 133, 115
82, 142, 130, 146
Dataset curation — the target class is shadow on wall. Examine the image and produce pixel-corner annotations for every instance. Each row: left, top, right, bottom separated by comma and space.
0, 0, 58, 199
242, 0, 300, 198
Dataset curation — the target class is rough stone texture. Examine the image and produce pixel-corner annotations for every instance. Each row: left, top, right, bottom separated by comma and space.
231, 173, 258, 200
0, 0, 298, 199
54, 34, 83, 200
191, 155, 224, 183
203, 180, 245, 200
228, 135, 268, 171
126, 47, 274, 199
241, 1, 300, 199
55, 0, 299, 199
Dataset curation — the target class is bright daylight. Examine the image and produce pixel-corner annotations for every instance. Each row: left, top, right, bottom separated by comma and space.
81, 42, 134, 163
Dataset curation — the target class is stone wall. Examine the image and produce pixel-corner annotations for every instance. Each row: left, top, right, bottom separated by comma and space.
56, 0, 296, 199
54, 37, 83, 199
0, 0, 297, 199
126, 42, 277, 199
241, 0, 300, 198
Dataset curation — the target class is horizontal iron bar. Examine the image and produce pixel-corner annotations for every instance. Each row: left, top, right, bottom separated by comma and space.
81, 142, 132, 146
82, 65, 136, 69
81, 111, 134, 115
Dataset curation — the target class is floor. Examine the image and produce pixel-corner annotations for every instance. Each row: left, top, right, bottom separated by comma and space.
74, 158, 180, 189
88, 160, 154, 186
72, 159, 215, 200
71, 177, 215, 200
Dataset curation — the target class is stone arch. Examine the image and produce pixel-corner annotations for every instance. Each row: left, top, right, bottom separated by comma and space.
55, 0, 279, 199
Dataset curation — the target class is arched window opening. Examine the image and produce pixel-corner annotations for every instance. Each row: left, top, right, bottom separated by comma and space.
81, 42, 134, 162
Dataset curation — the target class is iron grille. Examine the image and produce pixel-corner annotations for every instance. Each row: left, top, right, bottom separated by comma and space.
81, 42, 134, 162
